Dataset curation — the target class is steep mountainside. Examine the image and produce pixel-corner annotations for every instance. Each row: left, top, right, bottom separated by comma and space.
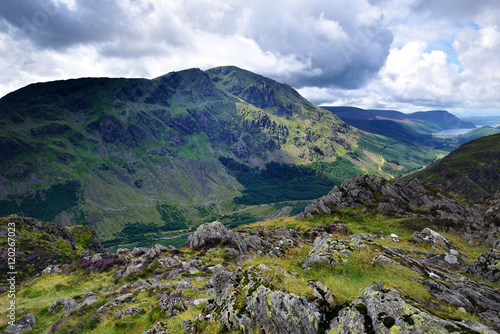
0, 66, 445, 240
406, 133, 500, 200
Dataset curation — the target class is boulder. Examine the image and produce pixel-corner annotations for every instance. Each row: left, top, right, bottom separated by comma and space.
329, 282, 496, 334
181, 319, 195, 333
466, 248, 500, 283
301, 237, 352, 268
141, 321, 169, 334
114, 306, 144, 319
5, 313, 36, 334
159, 296, 186, 317
412, 228, 455, 252
186, 221, 231, 249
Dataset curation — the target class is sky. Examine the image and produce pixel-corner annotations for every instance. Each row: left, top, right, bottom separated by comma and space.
0, 0, 499, 115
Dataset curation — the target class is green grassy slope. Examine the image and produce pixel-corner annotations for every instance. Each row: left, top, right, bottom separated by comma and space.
406, 133, 500, 200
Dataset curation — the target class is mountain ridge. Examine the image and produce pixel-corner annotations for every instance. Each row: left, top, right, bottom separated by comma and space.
0, 66, 449, 240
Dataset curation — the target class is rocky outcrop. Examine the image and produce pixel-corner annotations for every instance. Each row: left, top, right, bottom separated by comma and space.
329, 282, 495, 334
203, 265, 322, 334
5, 313, 36, 334
186, 221, 304, 257
141, 321, 170, 334
297, 175, 499, 243
114, 306, 144, 320
48, 293, 98, 316
300, 236, 352, 268
94, 293, 136, 318
466, 248, 500, 283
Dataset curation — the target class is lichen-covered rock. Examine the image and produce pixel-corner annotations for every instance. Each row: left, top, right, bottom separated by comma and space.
114, 306, 144, 319
301, 237, 352, 268
181, 319, 195, 333
95, 293, 136, 318
186, 221, 231, 249
424, 253, 469, 271
329, 282, 497, 334
412, 228, 455, 252
328, 302, 368, 333
245, 285, 321, 334
159, 296, 186, 317
206, 265, 322, 333
466, 248, 500, 283
141, 321, 169, 334
5, 313, 36, 334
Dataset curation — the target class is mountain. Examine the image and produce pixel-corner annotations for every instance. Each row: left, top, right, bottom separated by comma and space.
0, 66, 448, 242
322, 106, 476, 148
406, 133, 500, 200
456, 126, 500, 144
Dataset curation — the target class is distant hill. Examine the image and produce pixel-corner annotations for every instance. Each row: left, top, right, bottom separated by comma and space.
322, 106, 476, 148
406, 133, 500, 200
408, 110, 476, 130
456, 126, 500, 144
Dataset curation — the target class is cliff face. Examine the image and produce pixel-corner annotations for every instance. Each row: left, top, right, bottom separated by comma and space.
297, 174, 499, 244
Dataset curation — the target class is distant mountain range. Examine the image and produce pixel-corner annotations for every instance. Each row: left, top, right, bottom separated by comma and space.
0, 66, 481, 242
322, 106, 476, 147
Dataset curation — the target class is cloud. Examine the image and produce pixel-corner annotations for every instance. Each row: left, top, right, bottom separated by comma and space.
0, 0, 395, 98
0, 0, 499, 114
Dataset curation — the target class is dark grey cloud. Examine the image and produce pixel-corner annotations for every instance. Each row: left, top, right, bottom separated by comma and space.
0, 0, 120, 49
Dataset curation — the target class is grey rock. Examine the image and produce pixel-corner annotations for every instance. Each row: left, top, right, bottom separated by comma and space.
466, 248, 500, 283
245, 285, 321, 334
141, 321, 169, 334
186, 221, 231, 249
158, 256, 182, 268
300, 236, 352, 268
49, 297, 77, 313
206, 265, 321, 334
159, 296, 186, 317
5, 313, 36, 334
114, 306, 144, 319
131, 247, 149, 257
424, 253, 469, 271
175, 279, 193, 291
412, 228, 455, 252
371, 253, 398, 267
95, 293, 136, 317
181, 319, 195, 333
330, 282, 498, 334
42, 265, 62, 274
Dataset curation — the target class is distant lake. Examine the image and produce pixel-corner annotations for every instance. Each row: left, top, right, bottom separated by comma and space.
433, 128, 476, 136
